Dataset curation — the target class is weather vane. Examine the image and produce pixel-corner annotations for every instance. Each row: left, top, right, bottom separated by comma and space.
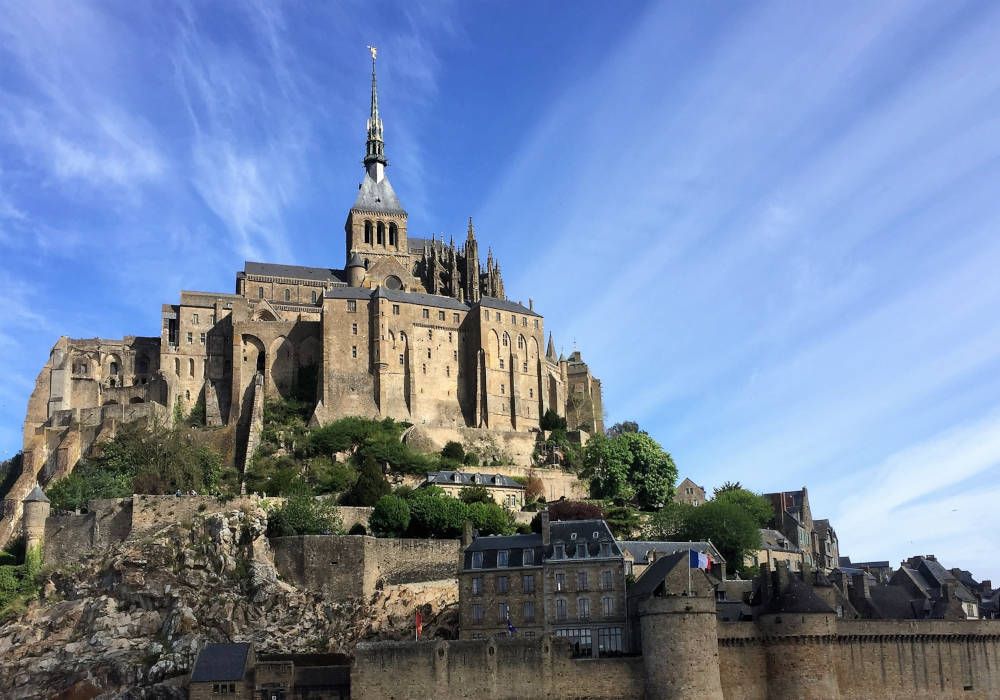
368, 45, 377, 61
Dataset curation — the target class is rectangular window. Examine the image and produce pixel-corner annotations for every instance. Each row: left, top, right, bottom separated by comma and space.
555, 572, 566, 591
448, 331, 453, 343
601, 570, 613, 591
511, 315, 516, 324
602, 596, 614, 617
312, 290, 318, 303
471, 576, 482, 595
578, 597, 591, 620
200, 332, 206, 344
496, 575, 508, 593
453, 313, 459, 323
347, 299, 357, 312
422, 308, 429, 319
471, 551, 483, 569
498, 602, 510, 623
399, 354, 404, 365
453, 350, 458, 361
498, 550, 509, 567
471, 603, 483, 624
555, 598, 567, 621
522, 361, 528, 372
523, 601, 535, 622
600, 542, 612, 557
500, 383, 505, 395
352, 322, 358, 335
438, 310, 445, 321
392, 304, 400, 315
499, 359, 504, 369
187, 332, 193, 344
523, 574, 535, 593
258, 287, 264, 299
529, 388, 534, 399
576, 543, 587, 558
535, 319, 539, 328
523, 549, 534, 566
351, 346, 358, 358
597, 627, 623, 655
427, 348, 432, 359
554, 544, 565, 559
192, 313, 199, 324
578, 571, 588, 591
495, 311, 500, 321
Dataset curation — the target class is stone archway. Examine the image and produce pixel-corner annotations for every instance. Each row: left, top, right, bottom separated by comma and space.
269, 336, 296, 398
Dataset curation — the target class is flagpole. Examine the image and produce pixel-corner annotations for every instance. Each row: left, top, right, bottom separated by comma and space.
688, 549, 692, 596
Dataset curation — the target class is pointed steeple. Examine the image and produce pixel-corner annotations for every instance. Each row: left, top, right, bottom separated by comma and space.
467, 217, 476, 240
546, 333, 557, 361
364, 46, 387, 181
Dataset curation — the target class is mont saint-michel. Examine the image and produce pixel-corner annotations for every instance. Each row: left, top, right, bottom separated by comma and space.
0, 6, 998, 700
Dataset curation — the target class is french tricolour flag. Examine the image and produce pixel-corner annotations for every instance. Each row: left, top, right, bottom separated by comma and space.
689, 550, 710, 570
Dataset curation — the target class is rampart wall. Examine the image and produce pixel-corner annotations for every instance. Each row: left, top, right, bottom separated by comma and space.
351, 637, 644, 700
270, 535, 460, 600
715, 619, 1000, 700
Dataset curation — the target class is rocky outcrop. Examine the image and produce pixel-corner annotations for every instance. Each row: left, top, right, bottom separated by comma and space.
0, 506, 458, 698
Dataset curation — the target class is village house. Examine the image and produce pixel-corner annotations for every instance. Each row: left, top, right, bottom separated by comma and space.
421, 470, 525, 510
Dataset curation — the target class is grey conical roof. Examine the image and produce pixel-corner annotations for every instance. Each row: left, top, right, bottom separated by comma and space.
347, 252, 366, 268
353, 173, 405, 215
24, 485, 49, 503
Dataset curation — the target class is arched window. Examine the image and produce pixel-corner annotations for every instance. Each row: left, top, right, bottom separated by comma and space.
502, 333, 509, 347
284, 289, 291, 302
377, 221, 385, 245
518, 336, 525, 349
364, 220, 373, 244
110, 361, 119, 375
389, 222, 398, 247
189, 358, 195, 377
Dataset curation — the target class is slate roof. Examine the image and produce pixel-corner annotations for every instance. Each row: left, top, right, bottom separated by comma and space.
759, 528, 799, 553
324, 287, 375, 301
619, 541, 726, 565
628, 551, 687, 599
764, 576, 835, 615
347, 252, 366, 268
352, 174, 406, 214
868, 585, 923, 619
479, 296, 540, 317
463, 519, 621, 570
190, 643, 251, 682
424, 471, 524, 489
23, 485, 49, 503
245, 261, 347, 285
382, 288, 469, 311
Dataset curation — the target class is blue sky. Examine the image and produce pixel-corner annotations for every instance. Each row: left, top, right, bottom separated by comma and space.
2, 1, 999, 582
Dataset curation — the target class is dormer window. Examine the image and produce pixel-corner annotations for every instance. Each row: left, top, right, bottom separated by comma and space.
554, 543, 566, 559
600, 542, 612, 557
576, 543, 587, 558
570, 533, 577, 540
523, 549, 534, 566
592, 531, 600, 540
498, 550, 509, 567
471, 551, 483, 569
452, 473, 461, 483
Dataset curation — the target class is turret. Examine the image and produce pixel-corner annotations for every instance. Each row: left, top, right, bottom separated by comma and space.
347, 252, 366, 287
22, 484, 50, 555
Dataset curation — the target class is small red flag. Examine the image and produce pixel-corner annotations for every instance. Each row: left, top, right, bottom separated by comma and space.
415, 610, 423, 640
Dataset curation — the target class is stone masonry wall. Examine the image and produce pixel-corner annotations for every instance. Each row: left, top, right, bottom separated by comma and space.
716, 619, 1000, 700
351, 637, 645, 700
270, 535, 460, 601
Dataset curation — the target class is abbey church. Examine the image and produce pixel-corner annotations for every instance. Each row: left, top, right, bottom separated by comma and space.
2, 53, 603, 545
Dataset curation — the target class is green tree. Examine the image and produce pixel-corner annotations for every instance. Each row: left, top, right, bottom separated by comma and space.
644, 501, 694, 539
466, 501, 515, 536
540, 409, 567, 431
459, 486, 493, 505
584, 431, 677, 510
677, 500, 761, 577
369, 494, 411, 537
267, 495, 343, 537
607, 421, 640, 437
603, 503, 642, 539
713, 487, 773, 527
406, 491, 468, 538
441, 441, 465, 461
343, 456, 390, 506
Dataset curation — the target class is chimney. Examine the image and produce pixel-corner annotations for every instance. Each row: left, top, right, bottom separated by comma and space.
540, 510, 550, 546
528, 298, 534, 311
462, 520, 473, 548
848, 573, 872, 614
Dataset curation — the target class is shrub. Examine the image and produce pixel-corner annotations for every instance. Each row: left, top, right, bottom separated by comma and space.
267, 495, 343, 537
466, 501, 515, 536
463, 452, 480, 466
370, 495, 411, 537
530, 500, 604, 532
540, 409, 567, 432
459, 486, 492, 505
441, 441, 465, 461
524, 476, 545, 503
406, 491, 468, 538
342, 457, 390, 506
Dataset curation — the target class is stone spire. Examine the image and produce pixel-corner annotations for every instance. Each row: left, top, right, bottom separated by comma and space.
364, 45, 387, 182
467, 217, 476, 240
546, 333, 557, 361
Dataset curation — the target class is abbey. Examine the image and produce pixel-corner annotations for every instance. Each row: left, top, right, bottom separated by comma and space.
2, 53, 602, 547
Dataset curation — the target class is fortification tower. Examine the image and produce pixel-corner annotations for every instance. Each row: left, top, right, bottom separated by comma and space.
21, 485, 50, 553
756, 564, 840, 699
638, 594, 724, 699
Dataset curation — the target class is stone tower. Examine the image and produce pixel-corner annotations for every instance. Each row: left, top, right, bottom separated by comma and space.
756, 563, 840, 699
21, 484, 50, 554
464, 218, 481, 303
639, 594, 725, 699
